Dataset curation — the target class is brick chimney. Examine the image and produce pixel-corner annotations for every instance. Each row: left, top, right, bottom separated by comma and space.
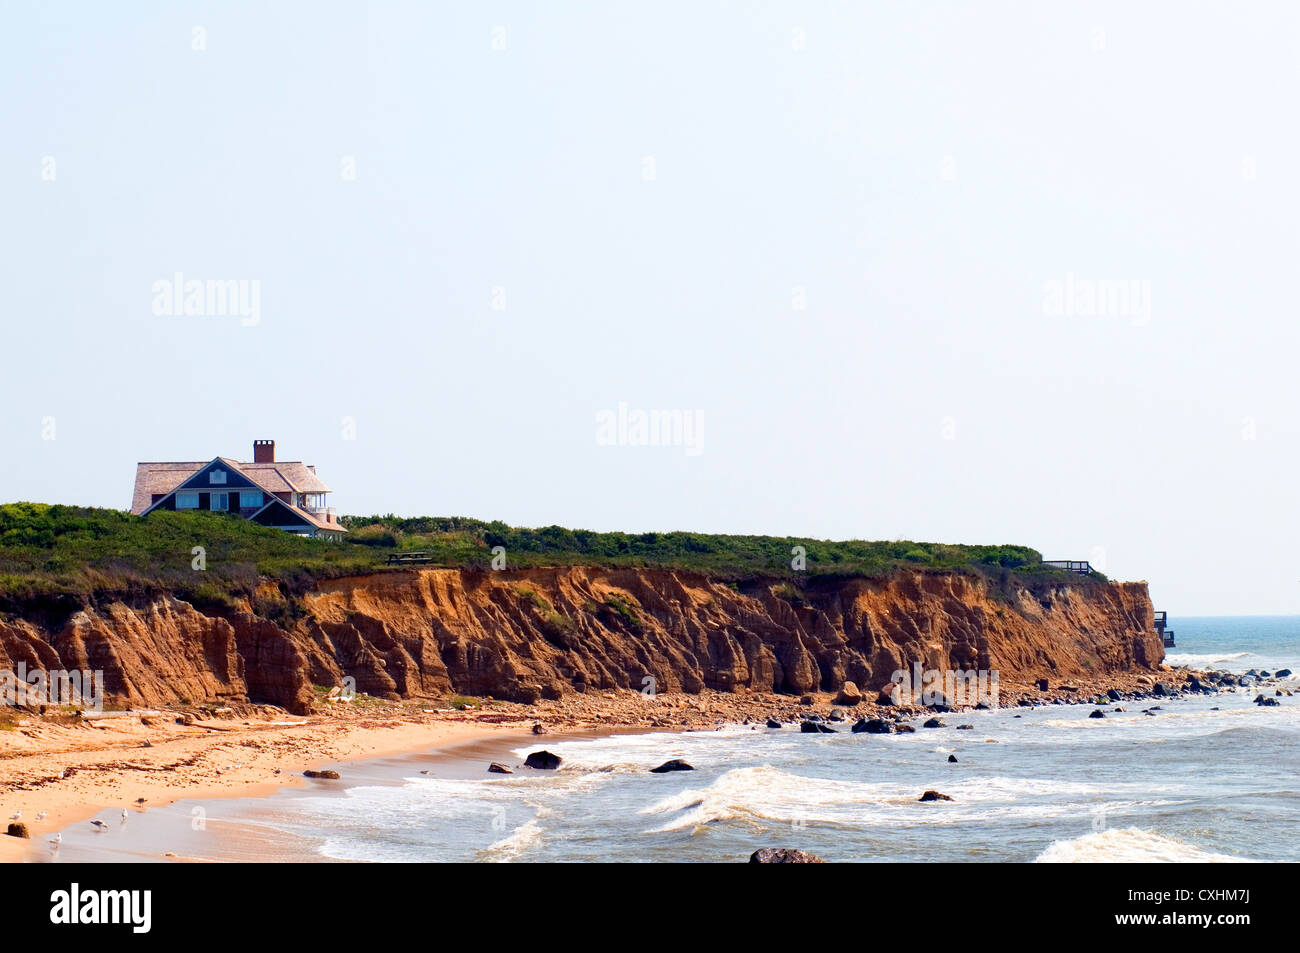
253, 439, 275, 463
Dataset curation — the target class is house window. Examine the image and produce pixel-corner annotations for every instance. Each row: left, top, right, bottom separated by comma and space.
177, 492, 199, 509
242, 491, 262, 508
210, 470, 227, 484
212, 492, 229, 511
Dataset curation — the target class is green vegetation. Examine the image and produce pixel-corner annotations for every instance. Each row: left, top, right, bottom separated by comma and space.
338, 513, 1085, 581
0, 502, 1105, 615
0, 502, 374, 614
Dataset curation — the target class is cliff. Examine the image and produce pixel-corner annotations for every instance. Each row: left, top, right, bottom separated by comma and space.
0, 568, 1162, 715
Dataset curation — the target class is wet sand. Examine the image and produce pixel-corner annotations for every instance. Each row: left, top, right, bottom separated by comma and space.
34, 729, 580, 863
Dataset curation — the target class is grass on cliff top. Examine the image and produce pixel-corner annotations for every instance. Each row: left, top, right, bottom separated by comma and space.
0, 502, 1105, 616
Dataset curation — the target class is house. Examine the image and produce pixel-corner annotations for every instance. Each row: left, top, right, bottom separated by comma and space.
131, 439, 347, 540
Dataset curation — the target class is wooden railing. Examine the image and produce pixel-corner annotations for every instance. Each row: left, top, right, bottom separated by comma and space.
1043, 560, 1093, 574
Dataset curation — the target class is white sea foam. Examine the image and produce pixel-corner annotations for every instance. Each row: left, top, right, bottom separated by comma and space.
1034, 827, 1256, 863
1164, 651, 1249, 668
479, 818, 545, 862
635, 765, 1174, 833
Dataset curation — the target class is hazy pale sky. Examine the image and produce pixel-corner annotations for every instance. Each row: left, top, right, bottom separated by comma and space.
3, 2, 1298, 616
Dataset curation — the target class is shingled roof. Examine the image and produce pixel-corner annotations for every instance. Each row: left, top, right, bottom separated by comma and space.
130, 458, 332, 515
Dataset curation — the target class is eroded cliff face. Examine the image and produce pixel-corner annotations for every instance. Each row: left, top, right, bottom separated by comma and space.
0, 568, 1162, 715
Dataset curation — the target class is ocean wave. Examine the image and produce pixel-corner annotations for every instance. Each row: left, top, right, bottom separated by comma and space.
635, 766, 1167, 833
1163, 651, 1249, 667
1034, 827, 1256, 863
478, 818, 544, 862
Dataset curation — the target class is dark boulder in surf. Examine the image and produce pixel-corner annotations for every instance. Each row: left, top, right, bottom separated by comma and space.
852, 718, 890, 734
801, 720, 836, 734
922, 718, 946, 728
1088, 709, 1105, 719
650, 759, 694, 773
919, 790, 953, 802
524, 750, 562, 770
487, 762, 513, 774
749, 848, 826, 863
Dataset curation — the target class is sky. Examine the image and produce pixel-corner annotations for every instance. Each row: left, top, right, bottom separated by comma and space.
2, 1, 1298, 616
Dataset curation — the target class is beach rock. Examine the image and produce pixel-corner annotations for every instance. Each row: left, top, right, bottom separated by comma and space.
919, 790, 953, 802
1106, 688, 1123, 701
922, 717, 946, 728
800, 720, 836, 733
749, 848, 826, 864
852, 717, 890, 734
1035, 678, 1049, 691
833, 681, 863, 706
893, 724, 916, 734
5, 823, 29, 839
828, 709, 847, 722
947, 754, 958, 763
766, 718, 782, 729
531, 723, 548, 735
1088, 709, 1105, 719
650, 759, 694, 773
303, 769, 340, 779
487, 762, 513, 774
1276, 669, 1292, 678
975, 700, 992, 710
955, 724, 974, 730
1153, 682, 1171, 697
799, 695, 814, 706
1253, 695, 1280, 707
524, 750, 562, 770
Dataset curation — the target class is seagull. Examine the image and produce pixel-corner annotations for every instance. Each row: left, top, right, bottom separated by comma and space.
35, 811, 46, 821
120, 809, 128, 821
48, 833, 61, 848
90, 820, 108, 831
8, 811, 20, 820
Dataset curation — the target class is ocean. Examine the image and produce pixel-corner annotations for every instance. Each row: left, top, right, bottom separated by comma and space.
48, 616, 1300, 863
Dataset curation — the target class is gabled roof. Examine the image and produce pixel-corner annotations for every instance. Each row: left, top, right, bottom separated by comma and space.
131, 457, 331, 514
132, 455, 344, 534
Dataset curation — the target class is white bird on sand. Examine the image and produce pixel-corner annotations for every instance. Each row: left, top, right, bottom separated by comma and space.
49, 833, 61, 848
8, 811, 20, 820
121, 809, 128, 821
90, 820, 108, 831
35, 811, 46, 821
